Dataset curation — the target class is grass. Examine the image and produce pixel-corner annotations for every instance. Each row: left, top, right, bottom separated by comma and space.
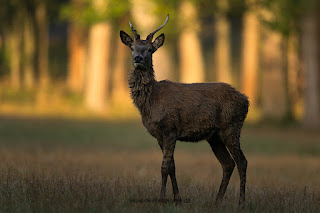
0, 115, 320, 212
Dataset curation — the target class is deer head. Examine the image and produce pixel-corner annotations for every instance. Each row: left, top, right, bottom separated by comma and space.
120, 14, 169, 71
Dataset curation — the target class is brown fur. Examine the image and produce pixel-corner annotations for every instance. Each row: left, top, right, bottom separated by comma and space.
120, 17, 249, 206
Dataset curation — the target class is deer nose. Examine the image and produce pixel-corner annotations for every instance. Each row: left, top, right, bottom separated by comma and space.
134, 55, 143, 63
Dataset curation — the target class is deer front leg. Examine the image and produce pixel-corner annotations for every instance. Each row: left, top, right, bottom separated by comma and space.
159, 140, 180, 203
168, 157, 181, 203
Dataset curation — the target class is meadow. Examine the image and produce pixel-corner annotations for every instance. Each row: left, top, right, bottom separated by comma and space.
0, 116, 319, 212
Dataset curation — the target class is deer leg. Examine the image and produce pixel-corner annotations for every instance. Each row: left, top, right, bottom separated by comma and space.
159, 141, 177, 203
221, 126, 247, 207
208, 133, 235, 204
169, 156, 181, 203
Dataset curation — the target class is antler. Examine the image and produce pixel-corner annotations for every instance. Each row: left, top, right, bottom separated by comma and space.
129, 20, 140, 41
146, 14, 169, 42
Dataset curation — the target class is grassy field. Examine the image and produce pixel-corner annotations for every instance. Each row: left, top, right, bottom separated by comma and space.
0, 116, 319, 212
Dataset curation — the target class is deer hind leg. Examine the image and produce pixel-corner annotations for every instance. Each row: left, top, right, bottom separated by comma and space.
220, 125, 247, 207
208, 133, 235, 204
158, 140, 180, 203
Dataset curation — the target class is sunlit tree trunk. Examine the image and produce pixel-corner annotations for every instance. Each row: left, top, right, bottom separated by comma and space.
287, 33, 302, 119
261, 27, 286, 120
214, 0, 232, 84
6, 23, 22, 89
111, 35, 130, 105
23, 13, 36, 89
130, 0, 173, 81
241, 10, 260, 107
67, 23, 87, 93
302, 14, 320, 127
85, 21, 111, 111
67, 0, 87, 93
84, 0, 112, 111
178, 0, 204, 83
35, 1, 50, 87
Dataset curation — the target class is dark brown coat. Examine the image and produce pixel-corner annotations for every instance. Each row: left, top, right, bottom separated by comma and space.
121, 14, 249, 207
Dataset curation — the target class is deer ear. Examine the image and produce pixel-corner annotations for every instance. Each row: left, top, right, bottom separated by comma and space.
120, 31, 133, 48
152, 33, 165, 51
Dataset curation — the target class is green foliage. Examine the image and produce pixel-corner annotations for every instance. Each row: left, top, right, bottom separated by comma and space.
153, 0, 178, 18
198, 0, 245, 17
61, 0, 131, 26
0, 0, 23, 27
258, 0, 304, 37
0, 0, 67, 28
228, 0, 246, 16
47, 0, 70, 23
198, 0, 218, 16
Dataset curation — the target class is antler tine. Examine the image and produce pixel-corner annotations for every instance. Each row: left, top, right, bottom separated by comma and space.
129, 21, 140, 40
147, 14, 169, 41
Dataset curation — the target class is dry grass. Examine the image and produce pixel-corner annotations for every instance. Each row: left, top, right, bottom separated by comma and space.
0, 117, 319, 212
0, 149, 319, 212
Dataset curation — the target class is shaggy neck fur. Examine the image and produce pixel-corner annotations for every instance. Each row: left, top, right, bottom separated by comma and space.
128, 66, 156, 115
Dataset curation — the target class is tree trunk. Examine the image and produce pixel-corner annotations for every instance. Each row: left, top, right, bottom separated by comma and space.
6, 24, 22, 90
130, 0, 173, 81
318, 12, 320, 121
261, 27, 287, 120
287, 32, 302, 119
241, 11, 260, 107
178, 0, 205, 83
67, 23, 87, 93
85, 22, 112, 111
35, 1, 50, 88
111, 35, 130, 104
214, 0, 232, 84
23, 13, 36, 89
302, 15, 320, 127
282, 38, 296, 121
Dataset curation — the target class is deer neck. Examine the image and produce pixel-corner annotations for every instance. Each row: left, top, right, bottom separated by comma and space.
128, 67, 156, 115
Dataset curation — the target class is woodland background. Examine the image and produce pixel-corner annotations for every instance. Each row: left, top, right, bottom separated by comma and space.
0, 0, 319, 127
0, 0, 320, 212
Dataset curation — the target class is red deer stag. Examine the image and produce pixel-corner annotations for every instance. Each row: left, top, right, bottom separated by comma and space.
120, 14, 249, 207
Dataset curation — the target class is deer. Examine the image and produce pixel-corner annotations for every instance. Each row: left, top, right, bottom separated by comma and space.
120, 14, 249, 207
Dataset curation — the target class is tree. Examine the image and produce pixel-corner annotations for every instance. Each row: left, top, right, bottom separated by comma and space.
130, 0, 174, 81
67, 22, 87, 93
111, 23, 130, 106
287, 31, 302, 120
7, 19, 23, 90
260, 24, 287, 119
214, 0, 232, 84
301, 1, 320, 127
35, 0, 50, 87
241, 0, 260, 109
258, 0, 303, 121
23, 7, 36, 89
84, 0, 112, 111
0, 0, 24, 89
66, 0, 88, 93
1, 0, 65, 92
62, 0, 129, 111
178, 0, 205, 83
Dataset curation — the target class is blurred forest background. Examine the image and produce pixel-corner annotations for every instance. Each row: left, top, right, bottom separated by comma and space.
1, 1, 320, 211
0, 0, 320, 127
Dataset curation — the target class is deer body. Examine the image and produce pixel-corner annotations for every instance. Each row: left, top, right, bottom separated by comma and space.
130, 73, 248, 142
121, 15, 249, 207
